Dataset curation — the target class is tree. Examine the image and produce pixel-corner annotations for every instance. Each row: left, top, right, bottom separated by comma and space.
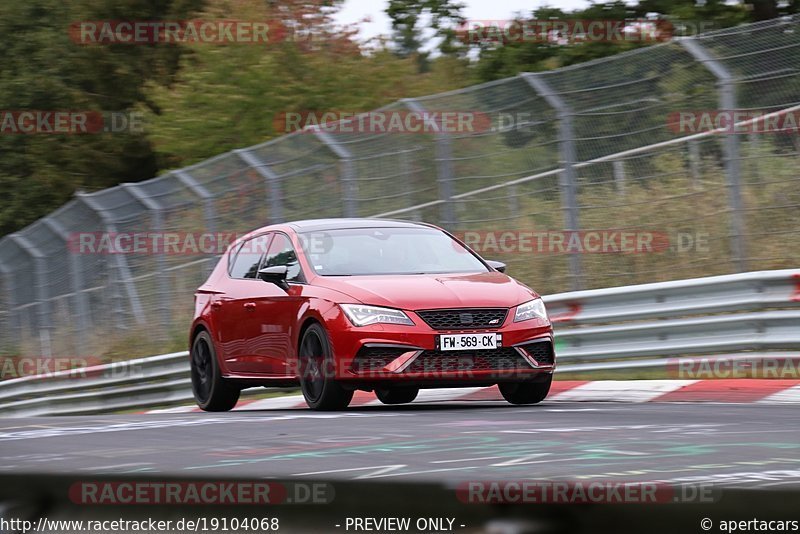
0, 0, 204, 236
469, 0, 754, 83
386, 0, 465, 71
142, 0, 471, 169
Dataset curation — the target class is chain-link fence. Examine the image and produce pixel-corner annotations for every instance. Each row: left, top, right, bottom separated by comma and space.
1, 17, 799, 358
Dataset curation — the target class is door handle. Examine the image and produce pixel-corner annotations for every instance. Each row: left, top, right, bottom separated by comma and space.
244, 302, 257, 310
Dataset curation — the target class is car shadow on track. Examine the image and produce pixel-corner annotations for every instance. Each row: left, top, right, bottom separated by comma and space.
244, 401, 550, 413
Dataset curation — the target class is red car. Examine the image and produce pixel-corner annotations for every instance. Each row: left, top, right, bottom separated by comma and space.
189, 219, 555, 411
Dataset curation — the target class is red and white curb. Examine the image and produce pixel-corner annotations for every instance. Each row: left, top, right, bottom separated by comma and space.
145, 379, 800, 413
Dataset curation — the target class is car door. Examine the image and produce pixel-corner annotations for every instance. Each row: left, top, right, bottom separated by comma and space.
214, 233, 277, 375
252, 232, 307, 377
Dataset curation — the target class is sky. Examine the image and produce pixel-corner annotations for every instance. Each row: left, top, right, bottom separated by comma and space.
333, 0, 592, 43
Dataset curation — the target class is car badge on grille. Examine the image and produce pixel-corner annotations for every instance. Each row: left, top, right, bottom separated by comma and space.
488, 318, 500, 325
459, 313, 474, 324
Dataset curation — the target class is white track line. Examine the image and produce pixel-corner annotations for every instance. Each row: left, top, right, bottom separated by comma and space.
758, 384, 800, 404
146, 405, 199, 414
414, 387, 488, 403
144, 380, 800, 413
551, 380, 697, 403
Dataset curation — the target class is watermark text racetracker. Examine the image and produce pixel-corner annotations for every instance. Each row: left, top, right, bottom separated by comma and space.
0, 356, 143, 380
273, 110, 492, 135
0, 111, 144, 134
457, 481, 718, 504
456, 230, 710, 255
68, 230, 711, 255
70, 20, 334, 46
69, 480, 333, 505
456, 19, 691, 44
68, 232, 329, 256
669, 356, 800, 379
668, 110, 800, 135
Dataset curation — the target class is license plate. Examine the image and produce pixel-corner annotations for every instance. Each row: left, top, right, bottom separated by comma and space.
438, 333, 501, 352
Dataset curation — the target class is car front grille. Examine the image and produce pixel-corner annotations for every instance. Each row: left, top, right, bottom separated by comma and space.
406, 348, 530, 374
351, 342, 552, 375
416, 308, 508, 330
351, 346, 408, 373
517, 340, 555, 365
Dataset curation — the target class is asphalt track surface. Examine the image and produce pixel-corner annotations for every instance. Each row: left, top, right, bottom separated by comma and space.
2, 401, 800, 487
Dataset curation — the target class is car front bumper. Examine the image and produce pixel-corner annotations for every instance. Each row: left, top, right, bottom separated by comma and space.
322, 305, 555, 385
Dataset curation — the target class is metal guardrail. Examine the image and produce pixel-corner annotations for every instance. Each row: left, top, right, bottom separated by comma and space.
0, 269, 798, 416
545, 269, 800, 362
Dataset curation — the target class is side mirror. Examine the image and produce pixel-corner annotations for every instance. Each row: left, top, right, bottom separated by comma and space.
258, 265, 290, 291
486, 260, 507, 273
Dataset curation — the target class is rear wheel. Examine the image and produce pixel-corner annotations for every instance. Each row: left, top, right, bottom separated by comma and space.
499, 374, 552, 405
299, 323, 353, 411
375, 388, 419, 405
191, 331, 240, 412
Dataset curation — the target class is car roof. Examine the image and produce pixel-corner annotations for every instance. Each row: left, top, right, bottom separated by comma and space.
285, 218, 431, 233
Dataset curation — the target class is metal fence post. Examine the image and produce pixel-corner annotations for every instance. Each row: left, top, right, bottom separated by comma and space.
42, 217, 90, 353
0, 261, 19, 347
174, 170, 217, 234
613, 160, 626, 196
75, 193, 145, 327
681, 38, 747, 272
688, 139, 702, 189
312, 129, 358, 218
522, 73, 584, 290
122, 184, 171, 336
234, 149, 285, 223
507, 185, 520, 219
403, 98, 457, 228
174, 170, 218, 275
8, 234, 52, 358
399, 147, 421, 221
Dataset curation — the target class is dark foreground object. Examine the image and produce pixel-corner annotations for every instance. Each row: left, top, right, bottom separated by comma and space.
0, 473, 797, 534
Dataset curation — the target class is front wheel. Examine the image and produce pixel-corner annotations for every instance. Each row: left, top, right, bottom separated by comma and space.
191, 331, 240, 412
499, 374, 552, 405
375, 388, 419, 405
299, 323, 354, 411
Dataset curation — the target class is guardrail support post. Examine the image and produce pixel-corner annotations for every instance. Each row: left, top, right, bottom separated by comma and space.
9, 234, 52, 358
403, 98, 458, 229
523, 73, 584, 290
681, 38, 747, 272
234, 149, 285, 223
312, 129, 358, 218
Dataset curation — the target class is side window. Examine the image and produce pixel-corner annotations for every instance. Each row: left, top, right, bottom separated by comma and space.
229, 234, 271, 279
263, 234, 302, 282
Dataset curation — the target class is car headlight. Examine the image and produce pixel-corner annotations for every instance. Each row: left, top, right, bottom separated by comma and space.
513, 298, 548, 323
340, 304, 414, 327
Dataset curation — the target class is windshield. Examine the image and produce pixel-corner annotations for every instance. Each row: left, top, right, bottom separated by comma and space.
301, 227, 489, 276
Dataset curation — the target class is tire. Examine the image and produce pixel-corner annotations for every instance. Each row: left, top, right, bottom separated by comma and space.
499, 374, 552, 405
375, 388, 419, 405
191, 331, 240, 412
298, 323, 354, 411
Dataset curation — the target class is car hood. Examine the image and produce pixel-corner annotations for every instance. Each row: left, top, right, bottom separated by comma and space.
314, 271, 537, 310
